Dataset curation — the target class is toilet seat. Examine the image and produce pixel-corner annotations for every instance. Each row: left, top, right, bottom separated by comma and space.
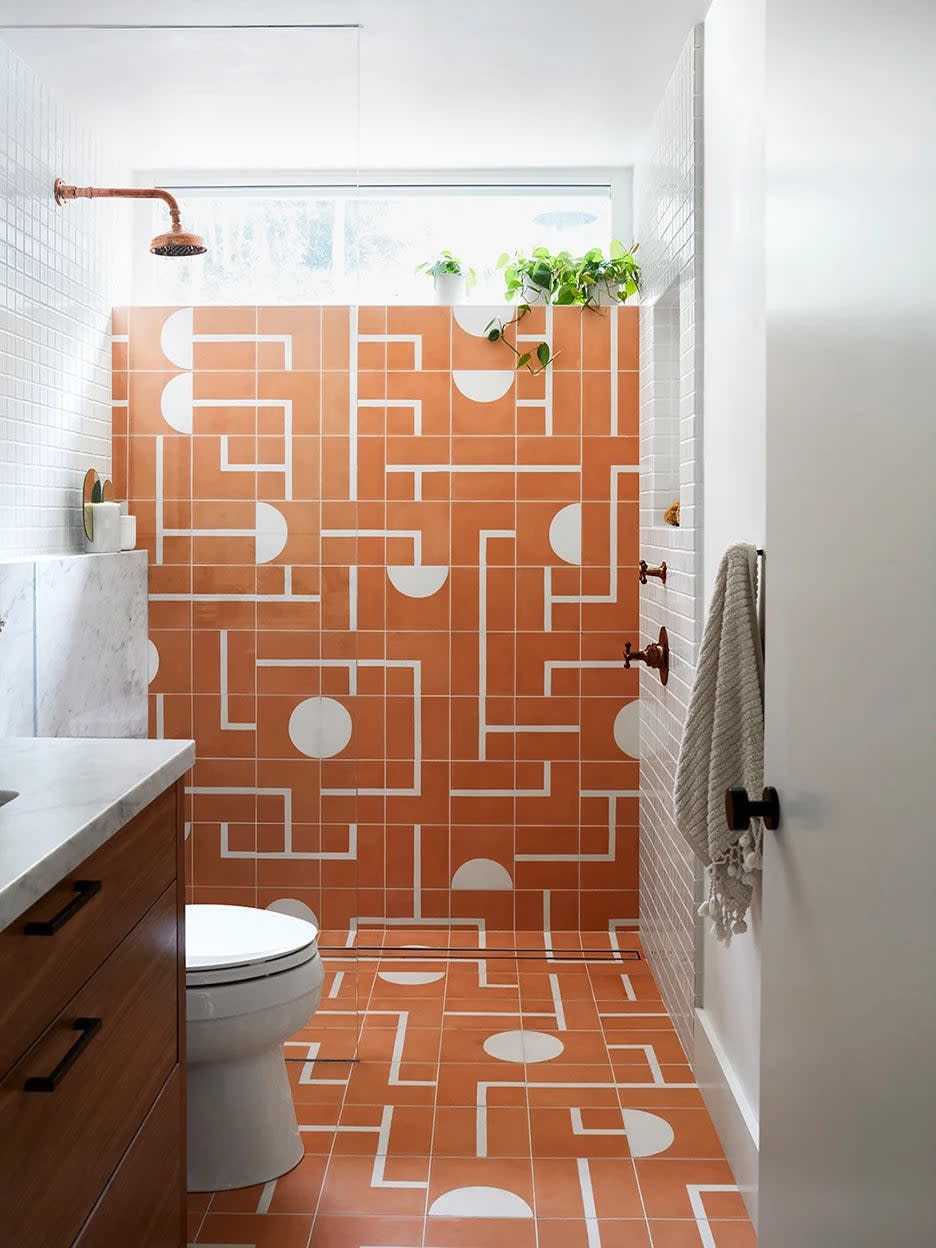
186, 904, 320, 987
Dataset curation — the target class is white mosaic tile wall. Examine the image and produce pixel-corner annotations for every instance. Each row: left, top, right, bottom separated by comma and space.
634, 26, 705, 1055
0, 39, 118, 555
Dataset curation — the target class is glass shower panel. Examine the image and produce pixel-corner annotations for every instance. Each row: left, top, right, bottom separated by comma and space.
39, 21, 370, 1064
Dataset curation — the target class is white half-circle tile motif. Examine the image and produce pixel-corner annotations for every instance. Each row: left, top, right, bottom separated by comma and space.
266, 898, 320, 927
452, 305, 513, 337
255, 501, 288, 564
613, 701, 641, 757
387, 565, 449, 599
146, 638, 160, 684
429, 1186, 533, 1219
159, 307, 194, 369
482, 1029, 565, 1064
621, 1109, 676, 1157
378, 970, 445, 985
451, 858, 513, 891
288, 696, 353, 759
548, 502, 582, 565
160, 371, 194, 434
453, 369, 515, 403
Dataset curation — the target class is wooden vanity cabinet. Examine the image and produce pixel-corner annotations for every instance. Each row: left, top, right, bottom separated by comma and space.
0, 781, 186, 1248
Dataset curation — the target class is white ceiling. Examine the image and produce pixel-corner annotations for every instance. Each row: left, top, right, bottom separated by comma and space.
0, 1, 710, 173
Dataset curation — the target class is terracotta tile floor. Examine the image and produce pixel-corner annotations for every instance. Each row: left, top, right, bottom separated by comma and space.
188, 931, 756, 1247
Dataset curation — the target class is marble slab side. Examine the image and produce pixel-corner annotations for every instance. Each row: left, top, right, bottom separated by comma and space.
35, 551, 148, 738
0, 562, 35, 735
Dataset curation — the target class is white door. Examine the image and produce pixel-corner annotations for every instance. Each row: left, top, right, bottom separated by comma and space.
758, 1, 936, 1243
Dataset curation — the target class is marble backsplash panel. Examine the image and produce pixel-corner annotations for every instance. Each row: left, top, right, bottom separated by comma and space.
0, 552, 148, 739
0, 562, 36, 735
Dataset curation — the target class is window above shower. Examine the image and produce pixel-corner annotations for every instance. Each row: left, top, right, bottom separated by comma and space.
130, 181, 616, 305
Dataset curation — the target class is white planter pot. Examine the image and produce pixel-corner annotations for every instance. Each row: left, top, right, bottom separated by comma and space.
520, 275, 551, 305
83, 502, 122, 554
585, 280, 623, 307
433, 272, 466, 305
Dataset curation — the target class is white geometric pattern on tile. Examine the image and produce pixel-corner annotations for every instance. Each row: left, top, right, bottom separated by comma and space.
185, 941, 758, 1247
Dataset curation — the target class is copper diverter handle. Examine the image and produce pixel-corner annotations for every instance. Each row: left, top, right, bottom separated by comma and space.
639, 559, 667, 585
624, 627, 669, 685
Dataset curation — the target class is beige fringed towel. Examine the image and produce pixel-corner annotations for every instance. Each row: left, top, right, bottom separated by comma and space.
674, 544, 764, 943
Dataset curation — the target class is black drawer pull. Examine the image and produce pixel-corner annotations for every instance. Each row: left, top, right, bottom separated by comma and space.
24, 879, 102, 935
24, 1018, 102, 1093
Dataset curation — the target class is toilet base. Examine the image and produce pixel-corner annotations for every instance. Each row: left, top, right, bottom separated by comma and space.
187, 1044, 303, 1191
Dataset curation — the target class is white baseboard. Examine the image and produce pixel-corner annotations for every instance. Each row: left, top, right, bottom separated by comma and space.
694, 1007, 760, 1227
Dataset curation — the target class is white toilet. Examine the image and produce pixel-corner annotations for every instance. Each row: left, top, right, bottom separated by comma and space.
185, 903, 324, 1192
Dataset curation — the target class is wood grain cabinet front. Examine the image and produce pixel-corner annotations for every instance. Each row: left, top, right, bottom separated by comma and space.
0, 779, 186, 1248
0, 784, 177, 1078
0, 886, 179, 1248
72, 1067, 185, 1248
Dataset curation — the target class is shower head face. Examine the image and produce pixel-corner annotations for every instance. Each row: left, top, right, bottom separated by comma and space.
150, 228, 207, 257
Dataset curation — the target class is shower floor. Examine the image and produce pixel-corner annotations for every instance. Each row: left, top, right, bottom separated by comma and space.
186, 930, 756, 1247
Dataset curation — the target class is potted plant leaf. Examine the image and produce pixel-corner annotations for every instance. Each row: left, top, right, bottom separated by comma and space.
576, 240, 641, 307
415, 250, 477, 305
496, 247, 579, 306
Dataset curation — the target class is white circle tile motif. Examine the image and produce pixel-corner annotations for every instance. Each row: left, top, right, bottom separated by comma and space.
452, 369, 515, 403
548, 502, 582, 565
255, 501, 289, 564
621, 1109, 675, 1157
146, 639, 160, 684
452, 305, 513, 337
378, 970, 445, 986
266, 898, 320, 927
387, 565, 449, 599
613, 701, 641, 757
482, 1029, 564, 1064
160, 371, 194, 434
428, 1187, 533, 1219
288, 696, 353, 759
159, 307, 194, 369
451, 858, 513, 891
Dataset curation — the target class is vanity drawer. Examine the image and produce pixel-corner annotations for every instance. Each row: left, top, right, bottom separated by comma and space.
0, 783, 177, 1077
72, 1066, 184, 1248
0, 886, 178, 1248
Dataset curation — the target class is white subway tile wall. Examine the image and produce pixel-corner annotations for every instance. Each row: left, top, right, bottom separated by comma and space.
634, 26, 705, 1055
0, 40, 117, 554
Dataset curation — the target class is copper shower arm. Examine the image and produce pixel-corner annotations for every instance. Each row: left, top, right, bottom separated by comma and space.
54, 179, 182, 229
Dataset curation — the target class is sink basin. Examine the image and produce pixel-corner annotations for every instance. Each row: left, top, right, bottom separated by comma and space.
0, 790, 18, 809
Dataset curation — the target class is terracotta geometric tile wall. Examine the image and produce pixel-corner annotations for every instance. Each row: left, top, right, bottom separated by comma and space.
113, 303, 641, 933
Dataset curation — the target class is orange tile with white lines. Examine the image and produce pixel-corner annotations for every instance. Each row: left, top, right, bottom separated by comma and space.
114, 303, 643, 935
184, 929, 755, 1246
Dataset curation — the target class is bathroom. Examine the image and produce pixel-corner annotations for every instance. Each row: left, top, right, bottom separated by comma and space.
0, 2, 932, 1246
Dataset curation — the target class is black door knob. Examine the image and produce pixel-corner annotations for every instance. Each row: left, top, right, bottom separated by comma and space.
725, 786, 781, 831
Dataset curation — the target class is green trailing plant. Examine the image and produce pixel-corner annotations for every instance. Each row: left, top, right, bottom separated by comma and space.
487, 241, 642, 373
574, 240, 641, 305
484, 308, 555, 376
496, 247, 579, 305
415, 249, 477, 289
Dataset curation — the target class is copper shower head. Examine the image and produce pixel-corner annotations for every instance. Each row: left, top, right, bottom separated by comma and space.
54, 178, 207, 257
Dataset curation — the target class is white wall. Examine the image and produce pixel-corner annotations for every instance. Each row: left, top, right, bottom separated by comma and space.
0, 39, 127, 555
758, 0, 936, 1241
698, 0, 765, 1220
634, 27, 705, 1058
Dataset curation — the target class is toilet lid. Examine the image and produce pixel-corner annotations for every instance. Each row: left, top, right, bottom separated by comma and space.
186, 904, 319, 978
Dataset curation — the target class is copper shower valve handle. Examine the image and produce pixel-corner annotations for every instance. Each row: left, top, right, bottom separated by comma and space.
623, 627, 669, 686
638, 559, 667, 585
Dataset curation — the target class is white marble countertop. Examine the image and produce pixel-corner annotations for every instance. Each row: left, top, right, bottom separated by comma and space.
0, 737, 195, 934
